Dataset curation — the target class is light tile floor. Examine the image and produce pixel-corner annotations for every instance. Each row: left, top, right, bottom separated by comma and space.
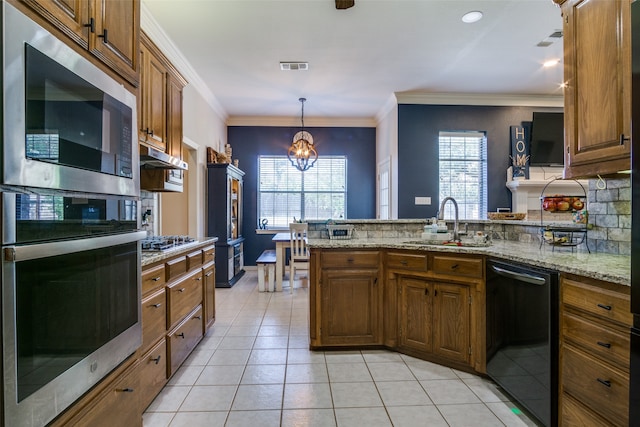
143, 271, 540, 427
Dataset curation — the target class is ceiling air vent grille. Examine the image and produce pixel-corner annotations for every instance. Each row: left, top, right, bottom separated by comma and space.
537, 29, 563, 47
280, 62, 309, 71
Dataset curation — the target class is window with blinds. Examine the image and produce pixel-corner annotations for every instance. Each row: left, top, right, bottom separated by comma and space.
258, 156, 347, 227
438, 131, 487, 220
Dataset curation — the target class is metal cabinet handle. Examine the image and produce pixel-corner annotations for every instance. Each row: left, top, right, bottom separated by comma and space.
400, 260, 408, 265
597, 378, 611, 388
84, 17, 95, 33
97, 29, 108, 44
150, 355, 161, 365
597, 303, 612, 311
152, 276, 161, 282
152, 303, 162, 308
195, 277, 202, 281
117, 388, 134, 393
205, 272, 213, 277
178, 288, 186, 293
176, 333, 185, 339
451, 264, 459, 269
193, 315, 202, 320
597, 341, 611, 349
620, 134, 630, 145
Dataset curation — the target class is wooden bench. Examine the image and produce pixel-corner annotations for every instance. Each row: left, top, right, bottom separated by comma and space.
256, 249, 276, 292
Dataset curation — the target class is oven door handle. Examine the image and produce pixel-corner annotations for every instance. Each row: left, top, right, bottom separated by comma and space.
490, 264, 547, 285
4, 231, 147, 262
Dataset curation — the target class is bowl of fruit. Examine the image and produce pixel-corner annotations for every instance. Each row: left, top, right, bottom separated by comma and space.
542, 195, 584, 212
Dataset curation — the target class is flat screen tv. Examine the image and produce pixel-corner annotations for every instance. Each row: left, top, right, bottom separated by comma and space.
529, 112, 564, 167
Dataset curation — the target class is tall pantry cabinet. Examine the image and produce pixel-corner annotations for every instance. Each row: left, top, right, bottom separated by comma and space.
207, 163, 245, 287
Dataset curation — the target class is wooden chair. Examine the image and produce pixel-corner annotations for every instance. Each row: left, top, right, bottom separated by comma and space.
289, 223, 309, 293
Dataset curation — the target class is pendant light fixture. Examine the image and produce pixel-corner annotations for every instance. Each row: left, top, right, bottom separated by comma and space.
287, 97, 318, 172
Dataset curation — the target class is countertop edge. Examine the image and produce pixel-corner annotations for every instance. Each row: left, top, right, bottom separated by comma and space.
308, 238, 630, 287
141, 237, 218, 267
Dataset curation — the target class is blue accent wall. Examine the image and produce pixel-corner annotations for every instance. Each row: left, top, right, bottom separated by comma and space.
398, 104, 562, 218
226, 126, 376, 265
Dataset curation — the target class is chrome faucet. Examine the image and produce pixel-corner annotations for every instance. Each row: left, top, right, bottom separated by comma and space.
438, 196, 460, 241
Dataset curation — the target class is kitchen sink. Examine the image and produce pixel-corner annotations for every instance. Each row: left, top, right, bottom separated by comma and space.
403, 238, 492, 248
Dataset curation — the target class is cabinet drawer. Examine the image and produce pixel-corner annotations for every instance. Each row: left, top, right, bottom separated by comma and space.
562, 345, 628, 426
321, 251, 379, 268
165, 256, 187, 281
186, 250, 203, 271
167, 269, 203, 329
386, 251, 428, 272
562, 278, 632, 326
141, 288, 166, 354
142, 264, 166, 295
138, 339, 167, 412
561, 393, 614, 427
563, 311, 630, 370
167, 305, 204, 377
432, 255, 483, 278
203, 245, 215, 264
76, 361, 141, 427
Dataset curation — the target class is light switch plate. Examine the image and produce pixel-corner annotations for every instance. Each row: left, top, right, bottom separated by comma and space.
415, 196, 431, 205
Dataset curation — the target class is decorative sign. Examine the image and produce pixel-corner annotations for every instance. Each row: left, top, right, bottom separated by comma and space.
510, 125, 530, 179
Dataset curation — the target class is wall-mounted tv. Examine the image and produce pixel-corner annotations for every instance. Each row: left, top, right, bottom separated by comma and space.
529, 112, 564, 167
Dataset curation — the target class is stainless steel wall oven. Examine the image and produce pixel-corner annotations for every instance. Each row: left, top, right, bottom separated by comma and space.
1, 191, 145, 427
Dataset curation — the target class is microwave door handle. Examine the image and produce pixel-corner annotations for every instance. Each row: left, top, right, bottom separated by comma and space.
490, 265, 547, 285
4, 231, 147, 262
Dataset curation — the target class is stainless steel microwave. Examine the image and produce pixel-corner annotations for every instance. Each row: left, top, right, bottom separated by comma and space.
2, 2, 139, 197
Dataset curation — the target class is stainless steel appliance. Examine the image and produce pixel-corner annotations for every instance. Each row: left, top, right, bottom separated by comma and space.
630, 1, 640, 422
486, 259, 559, 427
1, 191, 146, 427
2, 2, 138, 197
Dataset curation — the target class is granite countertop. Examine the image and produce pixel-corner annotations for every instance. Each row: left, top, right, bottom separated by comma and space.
141, 237, 218, 267
308, 237, 630, 286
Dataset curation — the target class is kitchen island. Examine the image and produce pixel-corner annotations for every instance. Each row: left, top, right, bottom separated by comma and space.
307, 234, 631, 426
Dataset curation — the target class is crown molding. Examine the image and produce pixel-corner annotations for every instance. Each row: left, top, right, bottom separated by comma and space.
395, 91, 563, 108
226, 116, 377, 127
141, 3, 228, 121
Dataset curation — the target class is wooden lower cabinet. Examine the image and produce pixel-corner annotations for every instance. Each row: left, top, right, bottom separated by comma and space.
311, 250, 382, 348
397, 276, 471, 366
432, 281, 470, 364
74, 360, 141, 427
559, 274, 632, 426
137, 339, 167, 414
203, 261, 216, 330
311, 248, 482, 372
319, 268, 382, 346
167, 304, 204, 377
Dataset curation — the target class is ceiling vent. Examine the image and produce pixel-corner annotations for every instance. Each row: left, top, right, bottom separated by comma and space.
537, 29, 563, 47
280, 62, 309, 71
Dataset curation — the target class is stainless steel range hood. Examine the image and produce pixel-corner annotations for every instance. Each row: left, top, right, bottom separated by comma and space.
140, 145, 188, 170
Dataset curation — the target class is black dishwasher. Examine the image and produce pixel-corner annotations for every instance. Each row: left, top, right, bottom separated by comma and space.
486, 259, 558, 427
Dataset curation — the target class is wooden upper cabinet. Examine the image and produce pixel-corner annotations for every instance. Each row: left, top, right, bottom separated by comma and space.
90, 0, 140, 86
23, 0, 90, 48
561, 0, 631, 178
139, 32, 187, 155
20, 0, 140, 87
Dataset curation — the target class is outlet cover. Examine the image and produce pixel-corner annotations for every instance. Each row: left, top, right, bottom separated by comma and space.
415, 197, 431, 205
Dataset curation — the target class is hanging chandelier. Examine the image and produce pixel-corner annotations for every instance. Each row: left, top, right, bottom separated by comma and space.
287, 97, 318, 172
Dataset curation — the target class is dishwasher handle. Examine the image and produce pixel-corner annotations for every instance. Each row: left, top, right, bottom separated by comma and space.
490, 264, 547, 285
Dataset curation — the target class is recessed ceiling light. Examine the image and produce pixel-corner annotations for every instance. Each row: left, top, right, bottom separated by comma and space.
543, 59, 560, 68
462, 11, 483, 23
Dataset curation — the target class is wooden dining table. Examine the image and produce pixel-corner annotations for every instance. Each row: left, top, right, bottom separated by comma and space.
271, 232, 291, 292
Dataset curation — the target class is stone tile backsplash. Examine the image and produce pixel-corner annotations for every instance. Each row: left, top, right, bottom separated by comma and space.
586, 177, 631, 255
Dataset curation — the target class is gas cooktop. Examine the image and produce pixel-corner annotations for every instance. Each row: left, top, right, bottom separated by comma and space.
141, 235, 197, 252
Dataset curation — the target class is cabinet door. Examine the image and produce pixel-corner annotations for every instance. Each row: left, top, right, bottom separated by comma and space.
398, 276, 432, 353
139, 41, 167, 151
23, 0, 90, 49
433, 282, 470, 364
167, 75, 184, 160
320, 269, 381, 346
90, 0, 139, 86
562, 0, 631, 178
203, 264, 216, 330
